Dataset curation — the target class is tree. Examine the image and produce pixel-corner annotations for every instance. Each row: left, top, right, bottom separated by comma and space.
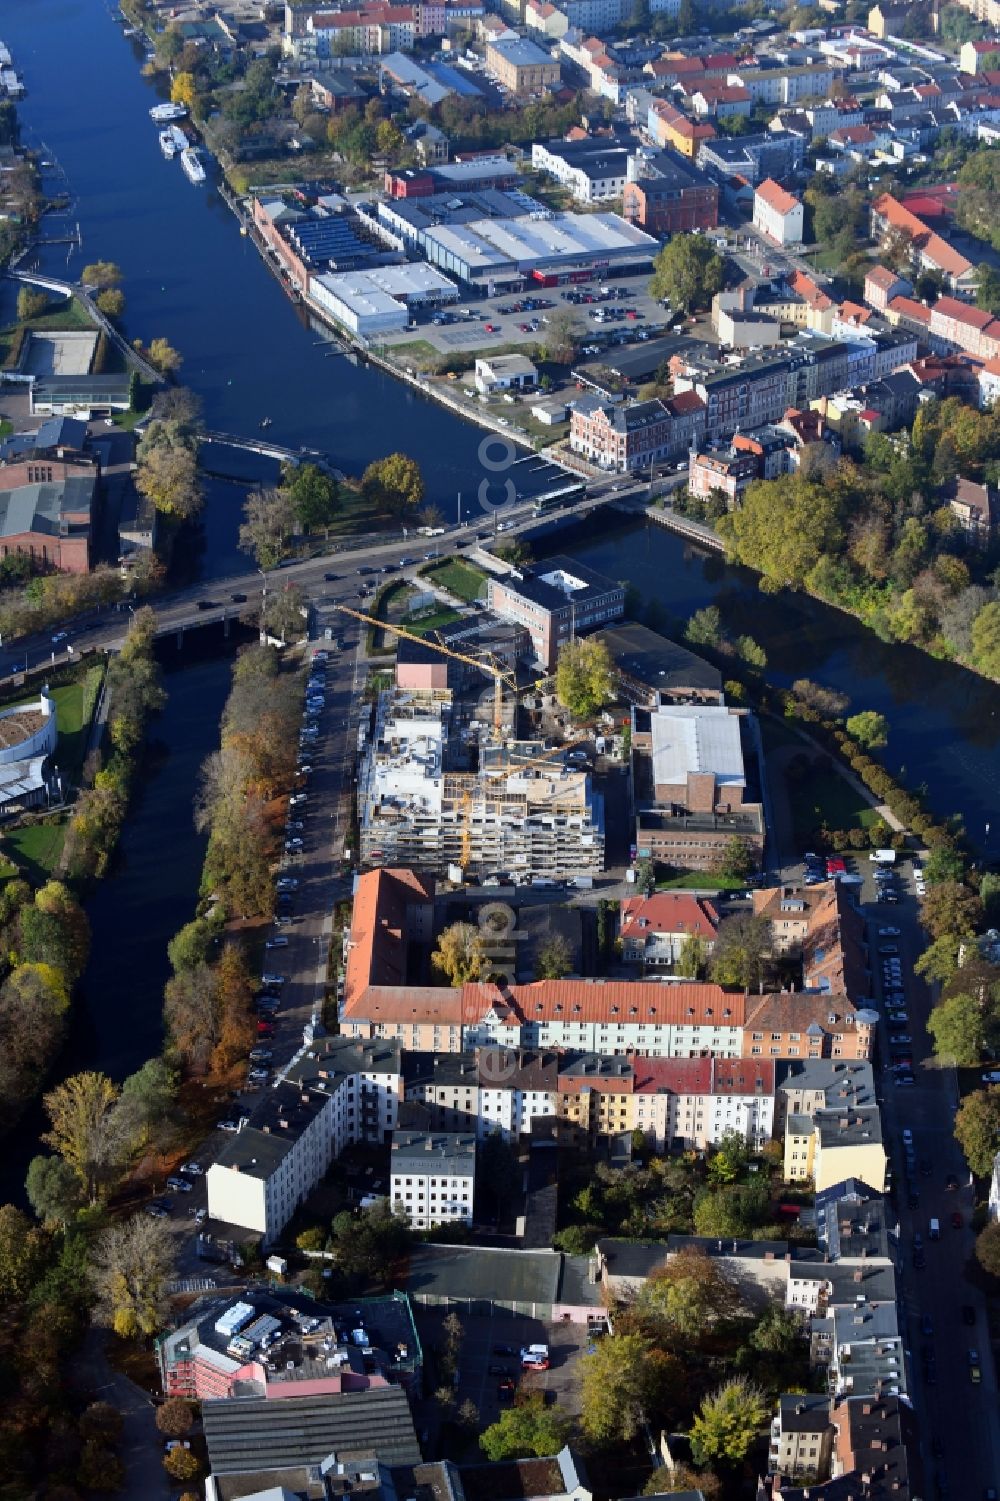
168, 915, 217, 972
95, 287, 125, 318
555, 637, 615, 718
543, 307, 581, 364
42, 1072, 126, 1202
264, 581, 308, 643
239, 486, 299, 569
147, 337, 183, 375
164, 962, 220, 1075
685, 605, 722, 648
710, 912, 772, 988
536, 931, 573, 980
707, 1127, 751, 1184
714, 836, 756, 884
0, 1205, 48, 1298
480, 1392, 572, 1460
920, 880, 983, 940
693, 1183, 766, 1237
976, 262, 1000, 313
81, 261, 123, 290
163, 1447, 200, 1483
644, 1466, 719, 1499
80, 1400, 124, 1446
170, 72, 198, 109
954, 1086, 1000, 1176
118, 1057, 178, 1147
432, 922, 487, 984
975, 1221, 1000, 1278
690, 1378, 768, 1465
78, 1438, 125, 1492
16, 285, 48, 321
91, 1213, 176, 1338
928, 992, 986, 1066
677, 932, 708, 978
19, 879, 90, 981
640, 1247, 741, 1342
846, 710, 888, 749
972, 599, 1000, 677
155, 1398, 194, 1438
361, 453, 424, 515
649, 233, 724, 313
580, 1333, 663, 1444
135, 433, 203, 520
915, 933, 962, 985
286, 463, 339, 533
718, 474, 846, 592
26, 1153, 81, 1227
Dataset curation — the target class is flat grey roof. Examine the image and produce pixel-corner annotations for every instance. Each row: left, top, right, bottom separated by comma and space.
594, 622, 722, 694
203, 1384, 421, 1474
402, 1244, 602, 1307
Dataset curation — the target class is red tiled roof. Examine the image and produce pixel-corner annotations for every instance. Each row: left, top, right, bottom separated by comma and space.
865, 264, 900, 291
887, 294, 931, 326
619, 892, 720, 942
461, 980, 747, 1027
343, 867, 435, 1011
873, 193, 972, 279
755, 177, 800, 216
932, 294, 994, 331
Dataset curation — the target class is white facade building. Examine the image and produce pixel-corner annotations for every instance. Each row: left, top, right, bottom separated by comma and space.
390, 1131, 476, 1229
753, 178, 804, 246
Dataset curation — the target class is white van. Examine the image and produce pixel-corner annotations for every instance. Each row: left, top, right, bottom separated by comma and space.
929, 1218, 940, 1240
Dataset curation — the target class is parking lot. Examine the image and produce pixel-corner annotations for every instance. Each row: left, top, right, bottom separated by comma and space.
386, 270, 684, 357
413, 1304, 597, 1424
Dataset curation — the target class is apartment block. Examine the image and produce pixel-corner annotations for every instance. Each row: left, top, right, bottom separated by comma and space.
390, 1130, 476, 1228
205, 1038, 402, 1240
531, 139, 630, 203
569, 391, 707, 473
753, 177, 804, 246
744, 994, 876, 1062
768, 1394, 835, 1480
632, 1055, 776, 1150
622, 150, 719, 235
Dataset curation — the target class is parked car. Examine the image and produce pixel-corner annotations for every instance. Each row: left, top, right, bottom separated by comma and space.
285, 838, 304, 852
261, 973, 286, 987
266, 936, 289, 949
180, 1162, 203, 1176
166, 1175, 192, 1192
878, 926, 901, 936
902, 1129, 914, 1146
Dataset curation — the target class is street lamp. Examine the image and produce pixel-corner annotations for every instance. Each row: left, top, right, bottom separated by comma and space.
259, 567, 268, 644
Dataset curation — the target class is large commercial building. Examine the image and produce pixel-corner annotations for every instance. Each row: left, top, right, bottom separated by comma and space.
309, 263, 458, 337
485, 554, 625, 668
622, 149, 719, 234
698, 130, 805, 185
421, 209, 657, 288
205, 1037, 402, 1240
631, 701, 766, 872
484, 36, 561, 94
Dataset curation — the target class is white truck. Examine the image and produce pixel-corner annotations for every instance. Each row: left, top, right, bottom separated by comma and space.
869, 849, 897, 864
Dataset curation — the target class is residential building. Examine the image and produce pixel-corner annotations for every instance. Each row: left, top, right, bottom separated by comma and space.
691, 81, 752, 119
687, 445, 761, 508
735, 63, 837, 106
631, 701, 766, 872
961, 36, 1000, 72
768, 1394, 835, 1480
357, 687, 605, 875
205, 1037, 403, 1240
945, 476, 999, 544
390, 1130, 476, 1227
474, 353, 538, 395
405, 120, 450, 164
156, 1286, 422, 1401
525, 0, 570, 37
631, 1055, 776, 1150
618, 892, 719, 968
343, 866, 435, 1016
871, 192, 975, 292
754, 881, 869, 1002
485, 37, 561, 95
744, 994, 876, 1061
830, 1395, 919, 1500
569, 391, 707, 473
862, 263, 911, 311
648, 100, 716, 158
928, 292, 1000, 359
785, 1102, 886, 1193
753, 178, 804, 246
698, 131, 805, 185
486, 554, 624, 669
531, 139, 630, 203
301, 5, 419, 57
622, 150, 719, 234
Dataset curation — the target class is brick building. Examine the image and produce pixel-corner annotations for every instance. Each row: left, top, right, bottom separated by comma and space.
0, 450, 97, 574
569, 391, 707, 472
622, 150, 719, 234
486, 554, 624, 669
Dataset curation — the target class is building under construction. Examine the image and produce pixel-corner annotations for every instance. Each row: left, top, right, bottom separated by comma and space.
357, 684, 605, 878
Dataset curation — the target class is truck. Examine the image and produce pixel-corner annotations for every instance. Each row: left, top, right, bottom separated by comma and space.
870, 849, 897, 864
929, 1218, 940, 1240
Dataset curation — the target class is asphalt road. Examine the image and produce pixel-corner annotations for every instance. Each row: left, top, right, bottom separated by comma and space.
853, 855, 1000, 1501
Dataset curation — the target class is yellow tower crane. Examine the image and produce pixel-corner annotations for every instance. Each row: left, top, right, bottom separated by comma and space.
334, 602, 519, 736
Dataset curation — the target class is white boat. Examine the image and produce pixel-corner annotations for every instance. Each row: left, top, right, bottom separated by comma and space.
181, 147, 206, 184
159, 130, 177, 159
149, 101, 187, 123
168, 124, 188, 151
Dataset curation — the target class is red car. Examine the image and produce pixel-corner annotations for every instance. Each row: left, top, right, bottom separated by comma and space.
952, 1210, 964, 1230
484, 323, 496, 332
257, 1021, 275, 1036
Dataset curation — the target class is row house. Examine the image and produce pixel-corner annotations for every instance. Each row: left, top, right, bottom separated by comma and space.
871, 192, 976, 292
569, 391, 707, 472
928, 292, 1000, 359
648, 100, 716, 158
303, 5, 418, 55
735, 63, 838, 106
632, 1056, 776, 1151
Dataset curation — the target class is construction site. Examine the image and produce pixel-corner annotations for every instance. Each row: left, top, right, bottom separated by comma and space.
340, 604, 606, 880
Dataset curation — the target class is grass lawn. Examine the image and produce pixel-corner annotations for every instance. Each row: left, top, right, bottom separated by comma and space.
423, 557, 487, 603
656, 872, 748, 891
8, 293, 94, 335
3, 818, 67, 884
111, 406, 147, 431
403, 607, 463, 636
786, 764, 880, 845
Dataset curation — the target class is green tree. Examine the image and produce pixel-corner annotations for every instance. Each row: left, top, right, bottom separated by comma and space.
431, 921, 487, 983
692, 1182, 766, 1237
981, 872, 1000, 925
971, 600, 1000, 676
95, 287, 125, 319
168, 915, 217, 972
954, 1086, 1000, 1176
16, 286, 48, 321
580, 1332, 664, 1444
25, 1153, 81, 1227
707, 1127, 751, 1184
846, 710, 888, 749
555, 637, 615, 718
361, 452, 424, 515
975, 1220, 1000, 1278
0, 1205, 48, 1298
118, 1057, 177, 1147
640, 1247, 741, 1342
163, 1447, 200, 1483
718, 473, 846, 592
42, 1071, 126, 1203
147, 337, 183, 375
924, 845, 968, 885
714, 836, 755, 884
536, 931, 573, 980
685, 605, 722, 648
677, 932, 708, 978
710, 912, 772, 988
480, 1392, 571, 1460
648, 233, 724, 313
915, 933, 962, 984
286, 463, 339, 533
928, 992, 985, 1066
690, 1378, 768, 1466
976, 261, 1000, 312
